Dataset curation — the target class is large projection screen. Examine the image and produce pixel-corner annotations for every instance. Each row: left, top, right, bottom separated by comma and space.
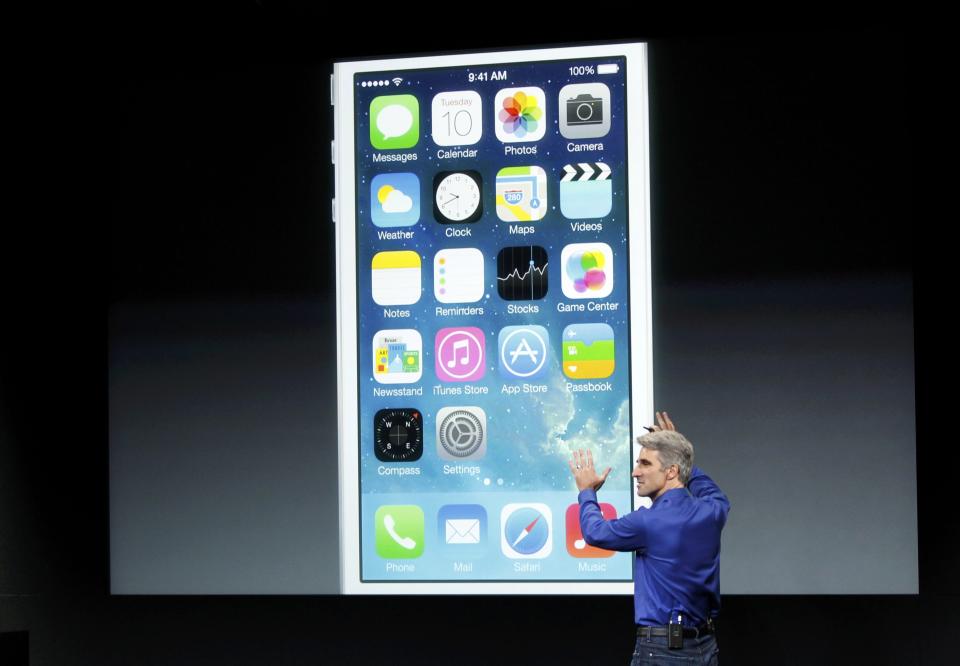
334, 43, 652, 594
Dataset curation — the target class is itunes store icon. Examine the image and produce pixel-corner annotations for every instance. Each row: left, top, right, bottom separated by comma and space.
435, 327, 485, 382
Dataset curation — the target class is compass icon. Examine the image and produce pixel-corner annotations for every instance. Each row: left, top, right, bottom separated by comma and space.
501, 503, 552, 558
436, 406, 486, 460
373, 408, 423, 462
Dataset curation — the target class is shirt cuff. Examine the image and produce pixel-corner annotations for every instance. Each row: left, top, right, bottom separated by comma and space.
578, 488, 598, 504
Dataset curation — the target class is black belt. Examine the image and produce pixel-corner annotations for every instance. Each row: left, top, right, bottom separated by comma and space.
637, 622, 714, 638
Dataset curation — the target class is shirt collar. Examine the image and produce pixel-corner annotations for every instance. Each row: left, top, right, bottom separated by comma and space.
652, 486, 688, 505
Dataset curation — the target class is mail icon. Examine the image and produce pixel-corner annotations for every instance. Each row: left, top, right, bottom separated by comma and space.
446, 519, 481, 544
437, 504, 487, 551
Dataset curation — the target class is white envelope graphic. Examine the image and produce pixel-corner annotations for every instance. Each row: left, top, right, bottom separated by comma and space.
445, 518, 481, 544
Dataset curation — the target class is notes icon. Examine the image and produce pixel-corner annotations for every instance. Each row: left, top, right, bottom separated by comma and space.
435, 327, 485, 382
371, 251, 422, 305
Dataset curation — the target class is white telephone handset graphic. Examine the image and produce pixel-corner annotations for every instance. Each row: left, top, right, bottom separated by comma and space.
383, 513, 417, 550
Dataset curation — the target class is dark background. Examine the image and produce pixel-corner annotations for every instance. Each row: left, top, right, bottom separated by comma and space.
3, 11, 949, 665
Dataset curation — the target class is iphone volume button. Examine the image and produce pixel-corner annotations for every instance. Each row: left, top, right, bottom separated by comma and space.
331, 198, 337, 225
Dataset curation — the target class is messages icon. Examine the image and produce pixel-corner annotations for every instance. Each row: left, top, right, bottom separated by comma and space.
370, 95, 420, 150
562, 323, 615, 379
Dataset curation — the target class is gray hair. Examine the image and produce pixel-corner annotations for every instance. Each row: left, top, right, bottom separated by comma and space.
636, 430, 694, 484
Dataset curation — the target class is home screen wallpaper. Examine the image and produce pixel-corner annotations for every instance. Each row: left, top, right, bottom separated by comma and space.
353, 55, 637, 581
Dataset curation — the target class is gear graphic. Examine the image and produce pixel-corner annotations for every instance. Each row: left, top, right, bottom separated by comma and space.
438, 409, 484, 458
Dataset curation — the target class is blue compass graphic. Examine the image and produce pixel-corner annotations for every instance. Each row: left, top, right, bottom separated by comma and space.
501, 504, 552, 557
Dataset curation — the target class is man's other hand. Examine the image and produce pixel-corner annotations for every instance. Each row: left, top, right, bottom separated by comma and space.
569, 449, 612, 492
650, 411, 676, 432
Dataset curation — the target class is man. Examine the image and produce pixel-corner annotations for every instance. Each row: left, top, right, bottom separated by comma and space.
569, 411, 730, 665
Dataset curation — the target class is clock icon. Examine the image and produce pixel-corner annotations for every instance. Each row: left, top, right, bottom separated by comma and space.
373, 408, 424, 462
433, 171, 483, 224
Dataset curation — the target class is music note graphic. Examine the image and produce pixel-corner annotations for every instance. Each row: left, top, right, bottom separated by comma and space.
446, 339, 470, 368
435, 327, 486, 382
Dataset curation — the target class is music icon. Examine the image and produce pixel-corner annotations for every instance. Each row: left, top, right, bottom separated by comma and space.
435, 327, 485, 382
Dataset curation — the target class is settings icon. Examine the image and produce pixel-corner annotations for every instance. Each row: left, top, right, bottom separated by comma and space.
436, 406, 486, 460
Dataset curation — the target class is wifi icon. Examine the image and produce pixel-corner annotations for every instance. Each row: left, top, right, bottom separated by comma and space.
392, 77, 403, 86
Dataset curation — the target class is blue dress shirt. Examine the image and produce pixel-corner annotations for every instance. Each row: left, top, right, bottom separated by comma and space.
578, 466, 730, 627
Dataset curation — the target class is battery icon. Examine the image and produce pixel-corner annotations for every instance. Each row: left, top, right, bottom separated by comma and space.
597, 64, 619, 75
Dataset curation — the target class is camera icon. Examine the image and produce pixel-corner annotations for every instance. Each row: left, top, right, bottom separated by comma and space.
559, 83, 611, 140
566, 93, 604, 125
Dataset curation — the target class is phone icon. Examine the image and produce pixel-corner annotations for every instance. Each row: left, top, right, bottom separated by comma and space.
375, 505, 425, 559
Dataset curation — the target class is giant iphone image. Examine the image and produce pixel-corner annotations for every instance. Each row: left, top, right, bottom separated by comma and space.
333, 43, 652, 594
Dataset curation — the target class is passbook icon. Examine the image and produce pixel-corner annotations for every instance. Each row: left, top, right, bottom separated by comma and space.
438, 504, 487, 555
562, 323, 615, 379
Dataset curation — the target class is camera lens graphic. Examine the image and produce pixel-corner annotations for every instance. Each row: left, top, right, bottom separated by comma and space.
437, 409, 484, 458
567, 94, 603, 125
559, 84, 611, 139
